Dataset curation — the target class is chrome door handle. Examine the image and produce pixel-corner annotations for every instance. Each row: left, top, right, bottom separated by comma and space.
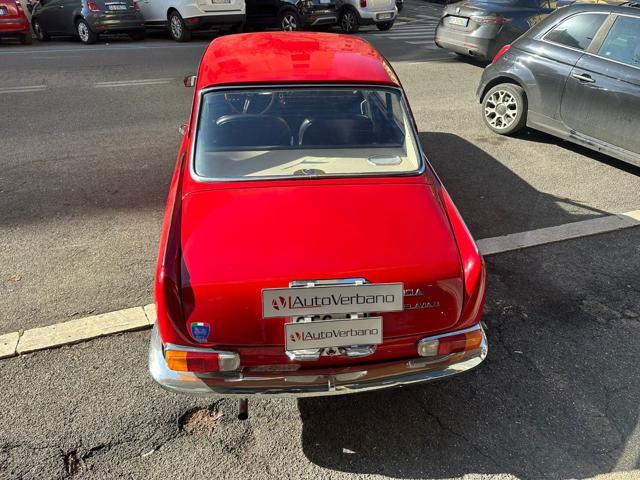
572, 73, 595, 83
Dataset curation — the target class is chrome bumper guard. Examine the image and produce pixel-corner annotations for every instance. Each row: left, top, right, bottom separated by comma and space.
148, 324, 488, 398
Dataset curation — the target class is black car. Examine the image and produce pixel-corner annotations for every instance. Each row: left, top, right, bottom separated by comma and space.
477, 3, 640, 166
31, 0, 145, 44
245, 0, 338, 31
435, 0, 555, 61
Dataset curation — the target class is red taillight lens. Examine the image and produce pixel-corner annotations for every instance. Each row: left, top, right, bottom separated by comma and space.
132, 1, 140, 11
492, 44, 510, 63
165, 348, 240, 373
88, 1, 100, 12
470, 14, 508, 25
360, 0, 367, 7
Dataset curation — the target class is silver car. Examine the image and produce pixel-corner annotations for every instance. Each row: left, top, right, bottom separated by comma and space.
337, 0, 397, 33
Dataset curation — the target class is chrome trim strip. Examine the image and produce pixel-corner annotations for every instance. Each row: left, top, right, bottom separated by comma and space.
148, 323, 488, 397
188, 83, 427, 183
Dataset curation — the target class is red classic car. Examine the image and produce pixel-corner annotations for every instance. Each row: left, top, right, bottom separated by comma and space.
149, 32, 487, 417
0, 0, 31, 44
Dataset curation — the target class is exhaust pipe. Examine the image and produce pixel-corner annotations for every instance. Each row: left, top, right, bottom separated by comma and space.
238, 398, 248, 420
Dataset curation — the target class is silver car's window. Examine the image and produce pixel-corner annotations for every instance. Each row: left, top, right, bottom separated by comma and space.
193, 87, 422, 180
544, 13, 606, 50
597, 16, 640, 67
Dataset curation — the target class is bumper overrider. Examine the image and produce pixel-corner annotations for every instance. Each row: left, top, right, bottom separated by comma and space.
149, 323, 488, 397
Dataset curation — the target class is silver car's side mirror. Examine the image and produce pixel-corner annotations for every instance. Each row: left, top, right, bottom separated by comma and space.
183, 75, 197, 88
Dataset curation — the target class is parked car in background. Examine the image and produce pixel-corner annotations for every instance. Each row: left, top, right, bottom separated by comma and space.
245, 0, 337, 31
337, 0, 397, 33
149, 32, 488, 410
137, 0, 244, 42
31, 0, 145, 43
556, 0, 626, 7
477, 3, 640, 166
435, 0, 556, 61
0, 0, 32, 44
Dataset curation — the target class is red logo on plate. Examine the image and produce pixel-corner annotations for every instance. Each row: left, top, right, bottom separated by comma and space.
272, 296, 287, 311
290, 331, 302, 343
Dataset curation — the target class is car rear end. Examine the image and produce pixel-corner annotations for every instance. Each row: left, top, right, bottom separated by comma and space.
357, 0, 397, 26
0, 0, 31, 43
149, 77, 487, 397
180, 0, 245, 31
300, 0, 338, 28
84, 0, 145, 34
435, 0, 519, 60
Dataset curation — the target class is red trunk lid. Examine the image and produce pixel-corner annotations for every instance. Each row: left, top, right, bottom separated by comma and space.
180, 181, 463, 346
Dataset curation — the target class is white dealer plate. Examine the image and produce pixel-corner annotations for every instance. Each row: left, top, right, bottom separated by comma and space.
448, 16, 468, 27
262, 283, 403, 318
285, 317, 382, 351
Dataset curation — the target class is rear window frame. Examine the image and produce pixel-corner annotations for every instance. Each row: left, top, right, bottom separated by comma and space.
189, 83, 427, 183
539, 11, 610, 52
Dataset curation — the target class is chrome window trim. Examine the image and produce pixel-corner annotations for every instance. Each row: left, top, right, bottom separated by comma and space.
188, 83, 427, 183
538, 11, 610, 53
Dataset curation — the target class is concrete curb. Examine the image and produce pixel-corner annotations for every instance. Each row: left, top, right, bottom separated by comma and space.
1, 210, 638, 360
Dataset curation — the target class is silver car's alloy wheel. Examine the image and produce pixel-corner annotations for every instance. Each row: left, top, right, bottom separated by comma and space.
77, 21, 90, 43
282, 14, 297, 31
341, 11, 355, 32
170, 15, 183, 38
484, 90, 518, 129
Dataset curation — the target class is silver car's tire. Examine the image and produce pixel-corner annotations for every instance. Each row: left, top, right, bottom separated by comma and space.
481, 83, 527, 135
339, 9, 359, 33
169, 11, 191, 42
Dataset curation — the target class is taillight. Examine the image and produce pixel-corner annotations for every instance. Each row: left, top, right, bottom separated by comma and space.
15, 2, 24, 12
132, 1, 140, 11
492, 44, 510, 63
87, 0, 100, 12
440, 186, 486, 327
165, 347, 240, 373
360, 0, 367, 7
417, 326, 485, 357
470, 14, 508, 24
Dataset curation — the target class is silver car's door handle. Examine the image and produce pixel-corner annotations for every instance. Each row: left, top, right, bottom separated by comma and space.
572, 73, 595, 83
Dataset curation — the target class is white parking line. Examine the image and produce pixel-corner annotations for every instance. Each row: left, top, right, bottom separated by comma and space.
1, 210, 638, 359
94, 78, 175, 88
0, 85, 47, 94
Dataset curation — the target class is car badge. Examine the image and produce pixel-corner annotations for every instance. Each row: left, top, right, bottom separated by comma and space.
190, 322, 211, 343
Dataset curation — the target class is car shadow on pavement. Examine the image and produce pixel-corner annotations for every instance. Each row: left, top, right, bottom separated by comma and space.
416, 132, 611, 239
514, 129, 640, 177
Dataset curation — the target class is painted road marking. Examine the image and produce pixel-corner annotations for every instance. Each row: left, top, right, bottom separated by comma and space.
0, 210, 638, 359
94, 78, 174, 88
0, 85, 47, 94
477, 210, 640, 256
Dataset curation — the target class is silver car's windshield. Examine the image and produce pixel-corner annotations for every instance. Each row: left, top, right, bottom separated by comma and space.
193, 86, 422, 180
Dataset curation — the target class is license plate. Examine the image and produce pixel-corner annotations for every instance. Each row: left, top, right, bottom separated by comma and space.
212, 0, 231, 3
263, 283, 404, 318
377, 12, 393, 20
107, 4, 128, 10
448, 16, 468, 27
285, 316, 383, 351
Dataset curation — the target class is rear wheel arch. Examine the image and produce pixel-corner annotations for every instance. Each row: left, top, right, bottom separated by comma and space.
480, 76, 526, 103
167, 7, 178, 20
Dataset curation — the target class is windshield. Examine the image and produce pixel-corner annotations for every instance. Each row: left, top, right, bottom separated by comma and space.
193, 87, 422, 180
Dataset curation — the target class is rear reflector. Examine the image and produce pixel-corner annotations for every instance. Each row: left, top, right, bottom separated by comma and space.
360, 0, 367, 7
417, 325, 484, 358
186, 17, 200, 24
165, 347, 240, 373
492, 44, 511, 64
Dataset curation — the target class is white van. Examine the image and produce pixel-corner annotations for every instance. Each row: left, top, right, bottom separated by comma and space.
137, 0, 245, 41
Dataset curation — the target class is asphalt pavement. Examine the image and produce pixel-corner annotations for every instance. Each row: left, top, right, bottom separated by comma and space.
1, 1, 639, 477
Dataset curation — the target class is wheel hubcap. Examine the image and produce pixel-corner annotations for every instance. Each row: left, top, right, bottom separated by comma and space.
485, 90, 518, 129
282, 15, 296, 31
171, 16, 182, 37
78, 22, 89, 42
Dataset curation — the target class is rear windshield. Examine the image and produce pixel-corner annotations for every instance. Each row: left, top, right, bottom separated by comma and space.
193, 87, 422, 180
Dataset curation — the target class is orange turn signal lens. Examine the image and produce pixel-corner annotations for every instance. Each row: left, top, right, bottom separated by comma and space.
417, 326, 484, 358
165, 350, 189, 371
164, 348, 240, 373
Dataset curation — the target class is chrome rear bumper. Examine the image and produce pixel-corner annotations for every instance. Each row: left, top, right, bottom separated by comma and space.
148, 324, 487, 397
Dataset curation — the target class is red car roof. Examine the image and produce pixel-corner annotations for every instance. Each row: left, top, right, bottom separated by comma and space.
196, 32, 399, 88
